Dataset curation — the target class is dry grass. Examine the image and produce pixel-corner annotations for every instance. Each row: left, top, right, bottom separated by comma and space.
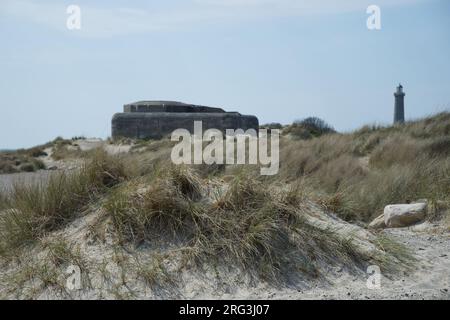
0, 260, 64, 299
0, 140, 55, 174
279, 135, 366, 191
96, 167, 395, 282
278, 112, 450, 222
43, 236, 87, 269
333, 158, 448, 221
50, 138, 95, 161
369, 135, 423, 168
0, 153, 46, 174
349, 112, 450, 154
0, 236, 90, 299
134, 252, 174, 289
374, 235, 416, 271
445, 212, 450, 232
0, 150, 128, 257
0, 190, 8, 211
102, 165, 204, 245
2, 112, 447, 296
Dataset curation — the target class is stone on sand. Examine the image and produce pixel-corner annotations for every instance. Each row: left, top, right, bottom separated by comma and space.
384, 203, 427, 228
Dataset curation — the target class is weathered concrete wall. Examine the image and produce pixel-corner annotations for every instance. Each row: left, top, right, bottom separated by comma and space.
124, 104, 225, 114
112, 112, 259, 139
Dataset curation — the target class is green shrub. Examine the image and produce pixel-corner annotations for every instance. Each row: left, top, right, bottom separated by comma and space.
0, 162, 18, 174
285, 117, 336, 140
32, 159, 46, 170
260, 123, 283, 130
19, 163, 36, 172
27, 147, 47, 158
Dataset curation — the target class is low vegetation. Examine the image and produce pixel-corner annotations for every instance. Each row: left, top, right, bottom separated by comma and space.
0, 136, 86, 174
279, 112, 450, 222
95, 166, 399, 281
260, 122, 283, 130
1, 112, 448, 297
50, 137, 92, 161
0, 150, 128, 256
284, 117, 336, 140
0, 150, 46, 174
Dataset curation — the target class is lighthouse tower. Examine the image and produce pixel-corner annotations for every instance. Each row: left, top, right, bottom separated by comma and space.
394, 84, 405, 124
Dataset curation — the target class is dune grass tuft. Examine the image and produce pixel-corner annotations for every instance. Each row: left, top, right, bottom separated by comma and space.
99, 168, 390, 282
0, 150, 128, 256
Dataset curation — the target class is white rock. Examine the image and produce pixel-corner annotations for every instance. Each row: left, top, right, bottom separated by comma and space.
384, 203, 427, 228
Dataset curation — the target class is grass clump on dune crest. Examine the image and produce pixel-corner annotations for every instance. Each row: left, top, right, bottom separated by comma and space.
99, 168, 391, 282
103, 165, 205, 245
0, 150, 128, 256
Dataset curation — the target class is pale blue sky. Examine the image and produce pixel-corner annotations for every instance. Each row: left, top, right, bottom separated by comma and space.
1, 0, 449, 149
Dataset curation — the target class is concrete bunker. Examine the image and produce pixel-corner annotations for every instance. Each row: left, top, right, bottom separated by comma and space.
112, 101, 259, 139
